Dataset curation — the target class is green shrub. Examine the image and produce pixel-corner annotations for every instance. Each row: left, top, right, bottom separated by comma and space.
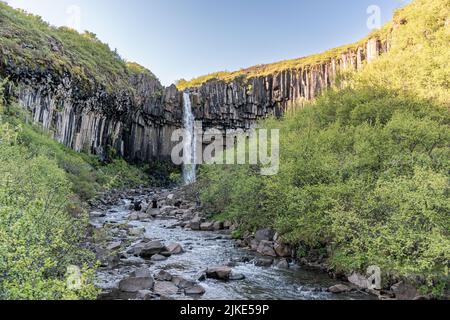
0, 122, 98, 300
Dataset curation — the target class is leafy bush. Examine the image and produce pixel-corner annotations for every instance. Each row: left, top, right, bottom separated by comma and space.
198, 1, 450, 294
0, 121, 98, 300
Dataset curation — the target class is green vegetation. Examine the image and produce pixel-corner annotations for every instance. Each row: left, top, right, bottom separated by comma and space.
0, 94, 154, 300
0, 3, 154, 93
198, 0, 450, 295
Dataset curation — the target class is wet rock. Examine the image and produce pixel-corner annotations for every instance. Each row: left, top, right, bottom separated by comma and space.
200, 222, 215, 231
119, 276, 154, 293
274, 243, 292, 257
154, 270, 172, 281
254, 257, 274, 267
275, 259, 290, 269
205, 266, 232, 280
139, 240, 166, 258
166, 243, 184, 255
391, 282, 418, 300
121, 256, 146, 266
257, 241, 277, 257
185, 284, 206, 296
151, 254, 168, 262
133, 201, 142, 211
154, 281, 179, 296
213, 221, 224, 231
172, 276, 196, 289
328, 284, 352, 294
255, 228, 275, 242
189, 217, 202, 231
107, 241, 122, 251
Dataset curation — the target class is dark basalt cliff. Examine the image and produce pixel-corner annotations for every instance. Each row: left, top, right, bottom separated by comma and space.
185, 38, 389, 131
2, 59, 183, 162
2, 34, 387, 162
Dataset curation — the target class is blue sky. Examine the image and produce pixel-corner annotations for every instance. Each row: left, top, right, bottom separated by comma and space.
6, 0, 409, 85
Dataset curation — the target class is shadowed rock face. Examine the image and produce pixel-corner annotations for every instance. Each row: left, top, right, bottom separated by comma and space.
185, 38, 390, 131
2, 38, 388, 162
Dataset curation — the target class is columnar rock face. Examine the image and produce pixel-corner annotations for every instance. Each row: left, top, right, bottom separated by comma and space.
186, 38, 389, 131
3, 61, 183, 161
2, 38, 388, 162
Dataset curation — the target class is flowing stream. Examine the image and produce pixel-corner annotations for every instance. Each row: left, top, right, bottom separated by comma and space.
91, 189, 373, 301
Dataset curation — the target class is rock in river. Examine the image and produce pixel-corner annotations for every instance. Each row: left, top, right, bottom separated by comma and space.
139, 240, 166, 258
119, 276, 154, 293
154, 281, 179, 296
328, 284, 352, 294
185, 284, 206, 296
257, 240, 277, 257
205, 266, 232, 280
166, 243, 184, 255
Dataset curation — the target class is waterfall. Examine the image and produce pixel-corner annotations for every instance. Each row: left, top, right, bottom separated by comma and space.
182, 92, 197, 184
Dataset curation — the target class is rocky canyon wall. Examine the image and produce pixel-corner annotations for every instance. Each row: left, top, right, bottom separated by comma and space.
2, 61, 183, 162
2, 37, 388, 163
186, 38, 390, 131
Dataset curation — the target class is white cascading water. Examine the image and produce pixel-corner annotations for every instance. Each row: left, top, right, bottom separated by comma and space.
182, 92, 197, 184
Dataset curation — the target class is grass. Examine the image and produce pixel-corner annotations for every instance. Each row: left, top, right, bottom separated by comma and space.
0, 3, 156, 93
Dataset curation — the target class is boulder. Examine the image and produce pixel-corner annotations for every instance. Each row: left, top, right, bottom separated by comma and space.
166, 243, 184, 255
119, 276, 154, 293
257, 241, 277, 257
106, 241, 122, 251
154, 270, 173, 281
200, 222, 215, 231
185, 285, 206, 296
154, 281, 179, 296
190, 217, 202, 231
391, 282, 418, 300
274, 243, 292, 257
254, 258, 274, 267
139, 241, 166, 258
255, 228, 275, 242
328, 284, 352, 294
151, 254, 168, 262
213, 221, 224, 231
172, 276, 196, 289
275, 259, 290, 269
205, 266, 232, 280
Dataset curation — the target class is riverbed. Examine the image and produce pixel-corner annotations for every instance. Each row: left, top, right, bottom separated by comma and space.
89, 188, 373, 300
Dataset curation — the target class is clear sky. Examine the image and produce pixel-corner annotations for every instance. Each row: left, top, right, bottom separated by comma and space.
6, 0, 409, 86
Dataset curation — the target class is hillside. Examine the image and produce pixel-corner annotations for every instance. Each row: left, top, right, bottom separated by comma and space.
177, 0, 450, 100
0, 2, 157, 94
198, 0, 450, 297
